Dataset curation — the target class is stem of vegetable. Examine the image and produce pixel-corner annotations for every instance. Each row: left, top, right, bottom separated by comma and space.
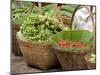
71, 5, 80, 30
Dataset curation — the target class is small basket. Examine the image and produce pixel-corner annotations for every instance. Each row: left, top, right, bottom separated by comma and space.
85, 51, 96, 69
53, 46, 91, 70
62, 16, 71, 26
12, 24, 22, 56
16, 32, 59, 70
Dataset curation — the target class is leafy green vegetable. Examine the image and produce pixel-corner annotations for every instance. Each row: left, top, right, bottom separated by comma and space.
20, 14, 63, 42
61, 5, 77, 13
50, 30, 93, 43
12, 13, 27, 26
42, 4, 56, 17
12, 7, 29, 26
61, 11, 72, 17
61, 4, 78, 17
12, 1, 32, 26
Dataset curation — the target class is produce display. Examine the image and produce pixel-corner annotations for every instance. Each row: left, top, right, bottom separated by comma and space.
42, 4, 56, 17
11, 1, 96, 72
12, 7, 28, 26
12, 2, 78, 27
20, 14, 63, 42
61, 4, 78, 17
12, 2, 32, 26
50, 30, 93, 53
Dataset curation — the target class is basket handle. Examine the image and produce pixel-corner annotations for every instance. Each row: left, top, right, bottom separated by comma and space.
71, 5, 80, 30
54, 4, 81, 29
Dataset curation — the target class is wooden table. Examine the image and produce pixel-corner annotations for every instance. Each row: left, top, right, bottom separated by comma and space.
11, 54, 62, 74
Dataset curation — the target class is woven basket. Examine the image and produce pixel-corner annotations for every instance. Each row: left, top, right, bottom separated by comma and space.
85, 51, 96, 69
62, 16, 71, 26
51, 6, 95, 70
12, 24, 22, 56
53, 46, 91, 70
16, 32, 59, 70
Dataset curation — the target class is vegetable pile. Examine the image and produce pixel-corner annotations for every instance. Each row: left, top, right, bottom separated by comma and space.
12, 1, 32, 26
42, 4, 56, 17
20, 14, 63, 42
58, 39, 88, 49
61, 4, 78, 17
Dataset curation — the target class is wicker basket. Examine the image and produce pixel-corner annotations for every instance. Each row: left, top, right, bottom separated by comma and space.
53, 46, 91, 70
16, 32, 59, 70
62, 16, 71, 26
52, 6, 95, 71
85, 51, 96, 69
12, 24, 22, 56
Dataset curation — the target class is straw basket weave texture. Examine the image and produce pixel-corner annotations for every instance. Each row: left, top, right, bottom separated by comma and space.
16, 32, 59, 70
53, 47, 91, 70
85, 52, 96, 69
85, 61, 96, 69
12, 25, 22, 56
62, 16, 71, 26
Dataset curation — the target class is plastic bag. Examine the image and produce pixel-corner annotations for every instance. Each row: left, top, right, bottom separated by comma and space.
74, 6, 95, 32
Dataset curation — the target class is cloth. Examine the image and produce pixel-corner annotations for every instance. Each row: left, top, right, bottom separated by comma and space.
74, 6, 95, 32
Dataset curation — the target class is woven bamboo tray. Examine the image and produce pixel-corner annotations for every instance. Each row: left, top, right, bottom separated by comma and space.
12, 24, 22, 56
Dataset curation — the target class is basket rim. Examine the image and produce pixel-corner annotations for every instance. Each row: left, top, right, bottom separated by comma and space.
53, 45, 91, 54
16, 31, 50, 45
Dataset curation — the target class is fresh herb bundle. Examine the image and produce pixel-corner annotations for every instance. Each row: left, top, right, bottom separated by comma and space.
20, 14, 63, 42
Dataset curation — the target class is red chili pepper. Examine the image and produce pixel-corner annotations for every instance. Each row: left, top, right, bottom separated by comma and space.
58, 40, 66, 45
58, 40, 88, 49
